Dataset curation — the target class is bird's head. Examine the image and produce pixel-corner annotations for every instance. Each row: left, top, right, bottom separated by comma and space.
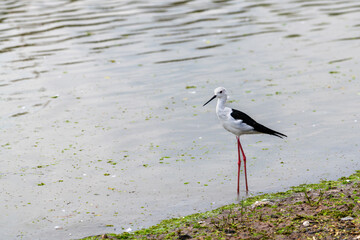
203, 87, 227, 106
214, 87, 227, 97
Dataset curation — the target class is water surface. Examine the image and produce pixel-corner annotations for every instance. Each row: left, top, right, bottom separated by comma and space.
0, 0, 360, 239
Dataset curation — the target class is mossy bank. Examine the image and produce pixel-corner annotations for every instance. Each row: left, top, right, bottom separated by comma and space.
81, 171, 360, 239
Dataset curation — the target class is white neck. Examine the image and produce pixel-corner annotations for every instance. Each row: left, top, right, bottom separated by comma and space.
216, 96, 227, 112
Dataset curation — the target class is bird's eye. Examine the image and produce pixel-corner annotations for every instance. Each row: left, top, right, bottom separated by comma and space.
219, 91, 223, 93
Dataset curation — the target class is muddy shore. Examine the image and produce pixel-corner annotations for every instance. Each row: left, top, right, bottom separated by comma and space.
81, 171, 360, 239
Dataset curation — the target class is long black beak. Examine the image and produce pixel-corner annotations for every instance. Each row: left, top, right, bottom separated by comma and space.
203, 95, 216, 107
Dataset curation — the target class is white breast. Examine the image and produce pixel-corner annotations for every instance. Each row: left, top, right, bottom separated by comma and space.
217, 107, 255, 136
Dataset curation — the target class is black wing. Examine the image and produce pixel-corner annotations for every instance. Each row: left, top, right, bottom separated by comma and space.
230, 109, 287, 138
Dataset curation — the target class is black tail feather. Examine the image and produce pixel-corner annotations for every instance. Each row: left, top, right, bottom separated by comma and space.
229, 109, 287, 138
254, 123, 287, 138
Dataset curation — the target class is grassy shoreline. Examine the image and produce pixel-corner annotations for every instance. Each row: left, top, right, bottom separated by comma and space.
81, 171, 360, 239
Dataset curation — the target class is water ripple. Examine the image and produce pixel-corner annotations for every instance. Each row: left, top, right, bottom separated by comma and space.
155, 55, 212, 64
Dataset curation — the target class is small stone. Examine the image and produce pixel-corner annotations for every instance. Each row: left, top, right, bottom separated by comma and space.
303, 220, 310, 227
251, 200, 271, 209
179, 234, 192, 240
340, 216, 353, 221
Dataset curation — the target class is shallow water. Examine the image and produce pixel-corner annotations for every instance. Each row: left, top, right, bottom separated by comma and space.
0, 0, 359, 239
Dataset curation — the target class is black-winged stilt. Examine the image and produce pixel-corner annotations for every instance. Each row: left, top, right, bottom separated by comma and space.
203, 87, 287, 195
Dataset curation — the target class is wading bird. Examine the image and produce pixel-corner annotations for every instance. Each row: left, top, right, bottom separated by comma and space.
203, 87, 287, 195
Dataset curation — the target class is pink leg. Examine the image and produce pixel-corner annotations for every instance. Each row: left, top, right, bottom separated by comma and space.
238, 137, 248, 194
236, 136, 241, 196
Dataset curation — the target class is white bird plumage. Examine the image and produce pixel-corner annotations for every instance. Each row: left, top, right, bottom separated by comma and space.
203, 87, 287, 195
213, 87, 256, 136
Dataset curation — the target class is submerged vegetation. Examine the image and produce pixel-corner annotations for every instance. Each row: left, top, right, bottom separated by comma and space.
81, 171, 360, 239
